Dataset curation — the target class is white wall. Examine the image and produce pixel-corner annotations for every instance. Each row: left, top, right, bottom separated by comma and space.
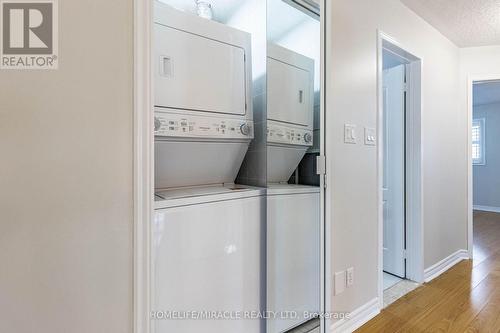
473, 103, 500, 209
326, 0, 466, 320
460, 46, 500, 77
459, 46, 500, 257
459, 47, 500, 145
0, 0, 134, 332
459, 47, 500, 138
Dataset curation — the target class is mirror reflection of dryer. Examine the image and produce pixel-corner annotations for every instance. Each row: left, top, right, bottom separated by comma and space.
266, 42, 320, 333
152, 2, 264, 333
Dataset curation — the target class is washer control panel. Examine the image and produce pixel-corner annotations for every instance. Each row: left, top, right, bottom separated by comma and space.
155, 112, 254, 139
267, 123, 313, 146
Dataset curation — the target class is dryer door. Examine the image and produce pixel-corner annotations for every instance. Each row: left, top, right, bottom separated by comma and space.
155, 23, 247, 116
267, 57, 312, 127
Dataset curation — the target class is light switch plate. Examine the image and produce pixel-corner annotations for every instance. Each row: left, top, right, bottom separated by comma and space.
344, 124, 357, 144
364, 127, 376, 146
334, 271, 346, 295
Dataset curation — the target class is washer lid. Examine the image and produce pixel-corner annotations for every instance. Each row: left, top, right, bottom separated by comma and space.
155, 185, 265, 209
267, 184, 320, 196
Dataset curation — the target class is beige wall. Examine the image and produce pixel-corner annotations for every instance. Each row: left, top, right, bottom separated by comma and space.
326, 0, 467, 319
0, 0, 134, 332
0, 0, 482, 331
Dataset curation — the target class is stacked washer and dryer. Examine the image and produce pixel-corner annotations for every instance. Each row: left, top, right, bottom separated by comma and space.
266, 43, 321, 333
152, 2, 263, 333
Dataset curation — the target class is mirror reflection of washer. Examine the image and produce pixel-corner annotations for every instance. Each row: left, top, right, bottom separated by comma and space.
266, 43, 320, 333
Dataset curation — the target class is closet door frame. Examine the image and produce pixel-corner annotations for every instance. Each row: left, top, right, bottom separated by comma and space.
132, 1, 330, 332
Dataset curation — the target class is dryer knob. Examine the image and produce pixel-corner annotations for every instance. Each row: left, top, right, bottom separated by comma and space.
304, 132, 313, 143
154, 117, 161, 132
240, 123, 251, 136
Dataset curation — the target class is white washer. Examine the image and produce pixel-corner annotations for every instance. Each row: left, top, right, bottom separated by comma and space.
266, 43, 315, 184
267, 184, 320, 333
266, 43, 320, 333
152, 186, 265, 333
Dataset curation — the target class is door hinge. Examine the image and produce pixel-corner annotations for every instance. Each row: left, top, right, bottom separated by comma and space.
316, 155, 327, 189
316, 155, 326, 175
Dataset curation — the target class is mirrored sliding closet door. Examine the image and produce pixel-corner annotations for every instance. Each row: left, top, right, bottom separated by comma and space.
266, 1, 322, 332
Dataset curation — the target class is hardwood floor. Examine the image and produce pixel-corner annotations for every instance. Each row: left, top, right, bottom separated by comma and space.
356, 211, 500, 333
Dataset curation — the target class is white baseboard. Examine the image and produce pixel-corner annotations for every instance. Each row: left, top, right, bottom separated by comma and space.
424, 249, 469, 283
473, 205, 500, 213
330, 298, 380, 333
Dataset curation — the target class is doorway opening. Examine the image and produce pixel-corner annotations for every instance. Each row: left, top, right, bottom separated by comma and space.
382, 52, 407, 288
377, 33, 423, 308
468, 78, 500, 267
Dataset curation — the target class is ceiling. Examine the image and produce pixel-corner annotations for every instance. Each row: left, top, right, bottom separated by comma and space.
401, 0, 500, 47
159, 0, 314, 37
473, 81, 500, 106
383, 49, 407, 69
268, 0, 313, 41
159, 0, 315, 36
158, 0, 245, 23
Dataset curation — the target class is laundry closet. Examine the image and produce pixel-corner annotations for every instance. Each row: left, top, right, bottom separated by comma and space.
151, 1, 323, 332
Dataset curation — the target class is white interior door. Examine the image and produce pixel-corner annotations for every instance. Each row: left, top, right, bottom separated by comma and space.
383, 64, 406, 278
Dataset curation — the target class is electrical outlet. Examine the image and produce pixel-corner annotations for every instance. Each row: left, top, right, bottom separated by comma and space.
346, 267, 354, 287
334, 271, 346, 295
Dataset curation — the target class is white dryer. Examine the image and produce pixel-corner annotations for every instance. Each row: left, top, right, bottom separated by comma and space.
153, 186, 265, 333
154, 1, 254, 190
266, 43, 320, 333
266, 43, 314, 184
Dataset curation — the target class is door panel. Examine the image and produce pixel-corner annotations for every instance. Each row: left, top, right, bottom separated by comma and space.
383, 64, 406, 278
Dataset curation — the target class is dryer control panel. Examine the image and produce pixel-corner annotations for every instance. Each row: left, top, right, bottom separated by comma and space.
155, 112, 254, 139
267, 123, 313, 147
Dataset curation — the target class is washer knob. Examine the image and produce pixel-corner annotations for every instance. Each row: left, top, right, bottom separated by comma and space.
240, 123, 251, 136
304, 132, 313, 143
154, 117, 161, 132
